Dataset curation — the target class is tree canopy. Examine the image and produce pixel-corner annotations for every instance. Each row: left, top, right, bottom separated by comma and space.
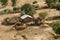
0, 0, 8, 6
21, 3, 36, 16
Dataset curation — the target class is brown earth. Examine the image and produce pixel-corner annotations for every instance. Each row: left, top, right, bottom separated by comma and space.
0, 0, 60, 40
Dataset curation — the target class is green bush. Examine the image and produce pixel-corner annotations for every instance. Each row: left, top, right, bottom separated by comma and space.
33, 1, 37, 4
0, 9, 11, 14
11, 0, 16, 7
13, 7, 20, 11
45, 0, 54, 8
56, 4, 60, 11
39, 12, 48, 19
0, 0, 8, 6
51, 21, 60, 34
59, 0, 60, 2
21, 3, 36, 16
53, 0, 56, 3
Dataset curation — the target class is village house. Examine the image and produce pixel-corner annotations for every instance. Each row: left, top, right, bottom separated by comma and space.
20, 14, 33, 23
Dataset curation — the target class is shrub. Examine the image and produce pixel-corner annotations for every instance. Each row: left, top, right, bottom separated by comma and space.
39, 12, 48, 19
33, 1, 37, 4
45, 0, 54, 8
0, 0, 8, 6
21, 3, 36, 16
51, 21, 60, 34
11, 0, 16, 7
59, 0, 60, 2
0, 9, 11, 14
53, 0, 56, 3
56, 4, 60, 11
13, 7, 20, 11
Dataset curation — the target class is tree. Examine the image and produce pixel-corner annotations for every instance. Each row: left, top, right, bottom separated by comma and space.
11, 0, 16, 7
51, 21, 60, 34
21, 3, 36, 16
0, 0, 8, 6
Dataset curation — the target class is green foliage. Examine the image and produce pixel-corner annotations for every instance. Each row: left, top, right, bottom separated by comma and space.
13, 7, 20, 11
21, 3, 36, 16
0, 0, 8, 6
56, 4, 60, 11
32, 1, 39, 9
59, 0, 60, 2
53, 0, 56, 3
11, 0, 16, 7
51, 21, 60, 34
33, 1, 37, 4
45, 0, 54, 8
39, 12, 48, 19
0, 9, 11, 14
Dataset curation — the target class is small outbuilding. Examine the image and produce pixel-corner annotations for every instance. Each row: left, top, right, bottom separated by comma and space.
20, 14, 33, 23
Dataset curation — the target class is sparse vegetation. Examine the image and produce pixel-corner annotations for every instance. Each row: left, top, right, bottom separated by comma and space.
13, 7, 20, 12
45, 0, 55, 11
0, 7, 21, 15
0, 9, 11, 14
11, 0, 16, 7
45, 0, 54, 8
1, 0, 60, 40
39, 12, 48, 19
39, 12, 48, 25
56, 3, 60, 14
0, 0, 8, 6
33, 1, 37, 4
51, 21, 60, 34
32, 1, 40, 9
21, 3, 36, 16
56, 4, 60, 10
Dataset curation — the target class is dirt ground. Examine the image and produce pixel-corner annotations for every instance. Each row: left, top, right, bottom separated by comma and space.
0, 9, 58, 40
0, 0, 60, 40
0, 16, 55, 40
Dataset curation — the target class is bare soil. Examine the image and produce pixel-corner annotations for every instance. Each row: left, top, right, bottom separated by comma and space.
0, 0, 60, 40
